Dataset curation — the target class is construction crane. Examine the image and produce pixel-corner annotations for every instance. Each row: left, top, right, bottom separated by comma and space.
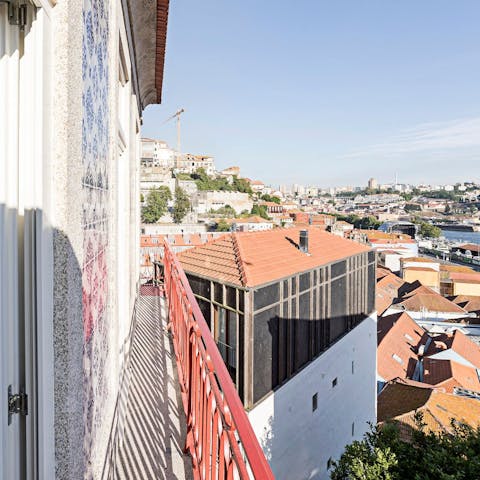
162, 108, 185, 156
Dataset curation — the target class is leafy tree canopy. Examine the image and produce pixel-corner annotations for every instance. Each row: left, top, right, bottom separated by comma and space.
209, 205, 237, 217
415, 221, 442, 238
331, 418, 480, 480
141, 186, 172, 223
334, 214, 381, 230
172, 186, 190, 224
421, 190, 459, 201
183, 168, 253, 194
215, 219, 231, 232
251, 204, 270, 220
404, 203, 421, 212
261, 194, 281, 204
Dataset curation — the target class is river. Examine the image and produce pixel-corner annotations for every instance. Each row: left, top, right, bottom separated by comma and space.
441, 230, 480, 244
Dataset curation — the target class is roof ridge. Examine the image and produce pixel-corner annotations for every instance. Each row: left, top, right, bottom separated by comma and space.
232, 233, 248, 286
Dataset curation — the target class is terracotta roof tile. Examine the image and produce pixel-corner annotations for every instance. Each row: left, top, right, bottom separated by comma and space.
178, 227, 370, 287
425, 330, 480, 370
440, 265, 475, 273
459, 244, 480, 253
401, 257, 438, 263
449, 295, 480, 314
378, 380, 480, 439
376, 272, 407, 315
450, 330, 480, 368
403, 266, 438, 272
392, 285, 468, 314
377, 312, 427, 381
189, 234, 202, 246
423, 358, 480, 393
449, 271, 480, 283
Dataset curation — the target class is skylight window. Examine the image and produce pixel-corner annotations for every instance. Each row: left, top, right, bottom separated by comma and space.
392, 353, 403, 364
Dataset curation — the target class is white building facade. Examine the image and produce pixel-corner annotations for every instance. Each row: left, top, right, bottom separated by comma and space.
248, 314, 377, 480
141, 137, 175, 167
177, 153, 216, 176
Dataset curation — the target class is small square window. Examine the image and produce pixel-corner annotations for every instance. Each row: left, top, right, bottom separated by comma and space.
312, 393, 318, 412
332, 377, 338, 388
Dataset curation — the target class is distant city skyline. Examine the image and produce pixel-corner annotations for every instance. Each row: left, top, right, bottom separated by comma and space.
142, 1, 480, 187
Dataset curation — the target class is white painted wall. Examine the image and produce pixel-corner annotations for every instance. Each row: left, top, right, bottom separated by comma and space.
384, 306, 471, 322
248, 314, 377, 480
428, 350, 477, 369
417, 321, 480, 337
195, 191, 253, 215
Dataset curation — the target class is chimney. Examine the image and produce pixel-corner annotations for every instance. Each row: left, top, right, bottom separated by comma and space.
299, 230, 309, 254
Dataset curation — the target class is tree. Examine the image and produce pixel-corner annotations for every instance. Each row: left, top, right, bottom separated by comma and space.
141, 186, 171, 223
334, 214, 380, 230
404, 203, 421, 212
358, 216, 381, 230
251, 204, 270, 220
209, 205, 236, 217
172, 186, 190, 223
418, 222, 441, 238
331, 418, 480, 480
261, 194, 281, 204
215, 219, 231, 232
190, 168, 253, 193
232, 176, 253, 194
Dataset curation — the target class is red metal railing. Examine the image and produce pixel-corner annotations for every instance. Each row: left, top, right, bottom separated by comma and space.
163, 241, 274, 480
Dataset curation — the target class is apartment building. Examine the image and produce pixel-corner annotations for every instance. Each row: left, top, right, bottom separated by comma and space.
178, 227, 377, 479
141, 137, 175, 167
176, 153, 216, 175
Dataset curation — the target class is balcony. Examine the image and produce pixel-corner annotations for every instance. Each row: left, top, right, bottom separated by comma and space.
106, 243, 273, 479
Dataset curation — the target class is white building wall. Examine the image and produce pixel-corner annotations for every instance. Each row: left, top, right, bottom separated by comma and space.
373, 241, 418, 256
401, 260, 440, 272
417, 321, 480, 337
384, 307, 470, 323
195, 191, 253, 215
383, 253, 402, 272
235, 222, 273, 232
428, 350, 477, 369
248, 314, 377, 480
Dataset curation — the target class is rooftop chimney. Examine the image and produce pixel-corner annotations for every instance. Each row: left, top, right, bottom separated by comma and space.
299, 230, 309, 254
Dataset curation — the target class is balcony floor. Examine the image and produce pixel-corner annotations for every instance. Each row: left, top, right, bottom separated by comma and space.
107, 288, 193, 479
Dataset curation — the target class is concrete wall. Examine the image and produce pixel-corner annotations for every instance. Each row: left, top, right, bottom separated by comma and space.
248, 314, 377, 480
195, 190, 253, 215
453, 281, 480, 296
382, 253, 402, 273
402, 269, 440, 291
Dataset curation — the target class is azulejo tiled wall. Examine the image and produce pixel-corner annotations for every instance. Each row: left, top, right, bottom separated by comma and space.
82, 0, 110, 472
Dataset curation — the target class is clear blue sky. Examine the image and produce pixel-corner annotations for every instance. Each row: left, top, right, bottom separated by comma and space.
141, 0, 480, 188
